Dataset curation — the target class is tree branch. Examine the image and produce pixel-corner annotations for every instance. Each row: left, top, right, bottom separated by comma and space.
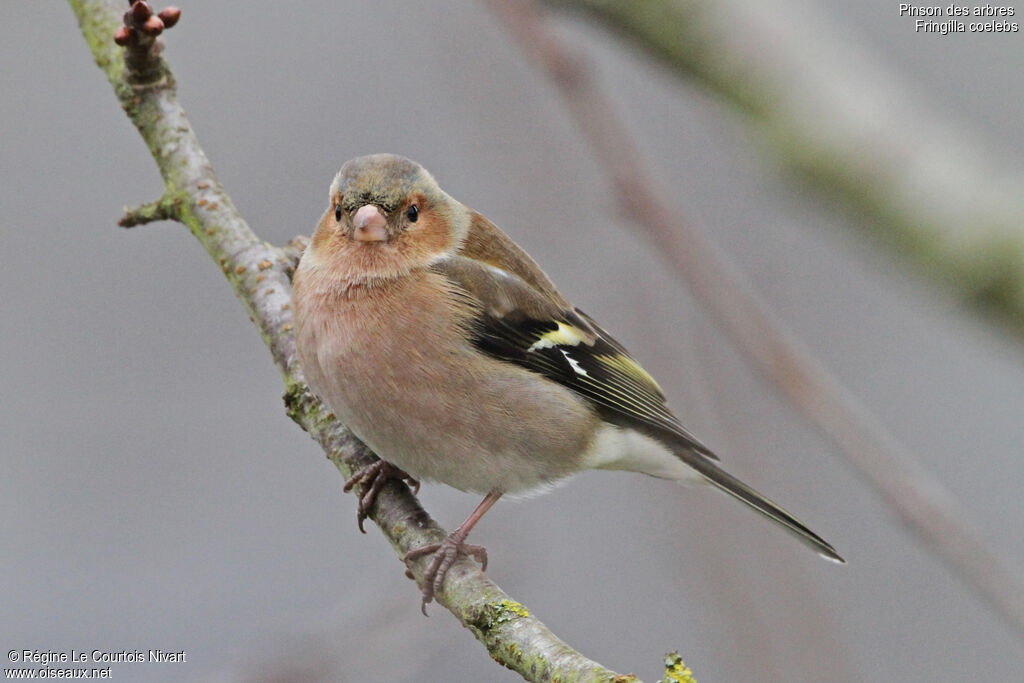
546, 0, 1024, 335
482, 0, 1024, 641
68, 1, 644, 680
118, 193, 182, 227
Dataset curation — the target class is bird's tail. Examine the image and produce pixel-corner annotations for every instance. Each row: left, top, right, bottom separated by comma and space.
676, 447, 845, 563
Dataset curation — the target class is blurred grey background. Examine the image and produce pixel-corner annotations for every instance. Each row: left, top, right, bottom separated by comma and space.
3, 2, 1023, 681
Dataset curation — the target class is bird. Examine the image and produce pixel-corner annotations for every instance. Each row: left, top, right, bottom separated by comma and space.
292, 153, 843, 608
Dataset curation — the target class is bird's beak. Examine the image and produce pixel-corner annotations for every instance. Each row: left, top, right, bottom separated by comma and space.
352, 205, 388, 242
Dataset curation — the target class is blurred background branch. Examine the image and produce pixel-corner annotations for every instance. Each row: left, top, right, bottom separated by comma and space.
484, 0, 1024, 640
546, 0, 1024, 332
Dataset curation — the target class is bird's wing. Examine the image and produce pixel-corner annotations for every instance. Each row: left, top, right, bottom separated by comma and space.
458, 211, 571, 307
431, 254, 717, 460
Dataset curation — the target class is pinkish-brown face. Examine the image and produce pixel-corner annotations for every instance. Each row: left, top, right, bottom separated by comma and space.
307, 155, 459, 281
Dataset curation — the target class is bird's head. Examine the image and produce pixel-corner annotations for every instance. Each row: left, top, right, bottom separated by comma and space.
305, 154, 470, 282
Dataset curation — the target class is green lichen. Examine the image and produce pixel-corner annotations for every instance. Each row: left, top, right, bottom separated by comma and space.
505, 641, 524, 664
72, 0, 124, 79
659, 652, 696, 683
282, 380, 330, 428
488, 599, 530, 626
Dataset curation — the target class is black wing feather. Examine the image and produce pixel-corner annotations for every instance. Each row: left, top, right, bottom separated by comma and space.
472, 307, 717, 460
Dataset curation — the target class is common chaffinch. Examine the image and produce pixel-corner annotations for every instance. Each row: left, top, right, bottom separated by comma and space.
293, 154, 842, 607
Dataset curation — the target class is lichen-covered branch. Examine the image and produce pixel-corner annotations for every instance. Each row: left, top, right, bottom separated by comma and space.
68, 1, 637, 680
485, 0, 1024, 642
547, 0, 1024, 332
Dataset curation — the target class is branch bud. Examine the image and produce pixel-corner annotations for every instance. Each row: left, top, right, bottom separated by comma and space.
130, 1, 153, 23
158, 7, 181, 29
113, 26, 134, 46
140, 15, 164, 36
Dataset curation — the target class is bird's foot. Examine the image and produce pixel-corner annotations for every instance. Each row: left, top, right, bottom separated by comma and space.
343, 460, 420, 533
404, 532, 488, 614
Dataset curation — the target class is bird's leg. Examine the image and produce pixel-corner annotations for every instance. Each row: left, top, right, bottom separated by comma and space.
343, 460, 420, 533
404, 490, 502, 613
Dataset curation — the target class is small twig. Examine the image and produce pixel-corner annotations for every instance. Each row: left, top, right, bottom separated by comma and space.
483, 0, 1024, 641
118, 193, 182, 227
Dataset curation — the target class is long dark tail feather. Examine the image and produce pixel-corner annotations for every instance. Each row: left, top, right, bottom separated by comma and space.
676, 447, 845, 563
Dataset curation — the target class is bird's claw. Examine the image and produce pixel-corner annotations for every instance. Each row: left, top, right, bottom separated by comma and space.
343, 460, 420, 533
404, 535, 488, 614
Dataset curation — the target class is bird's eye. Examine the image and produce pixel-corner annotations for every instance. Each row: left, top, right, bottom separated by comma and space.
335, 205, 342, 222
406, 205, 419, 223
